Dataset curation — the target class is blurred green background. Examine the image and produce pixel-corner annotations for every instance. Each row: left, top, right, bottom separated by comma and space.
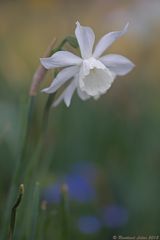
0, 0, 160, 239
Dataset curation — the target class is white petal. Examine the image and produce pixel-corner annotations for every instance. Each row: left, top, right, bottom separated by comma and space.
79, 68, 115, 96
100, 54, 135, 76
64, 81, 76, 107
77, 87, 90, 101
93, 23, 129, 58
42, 66, 79, 93
53, 81, 76, 107
40, 51, 82, 69
75, 21, 95, 59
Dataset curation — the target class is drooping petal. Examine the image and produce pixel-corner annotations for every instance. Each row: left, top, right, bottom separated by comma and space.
40, 51, 82, 69
75, 21, 95, 59
42, 66, 79, 94
79, 67, 115, 96
53, 81, 76, 107
93, 23, 129, 58
100, 54, 135, 76
64, 81, 77, 107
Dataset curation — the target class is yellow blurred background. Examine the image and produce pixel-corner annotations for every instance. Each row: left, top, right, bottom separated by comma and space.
0, 0, 160, 89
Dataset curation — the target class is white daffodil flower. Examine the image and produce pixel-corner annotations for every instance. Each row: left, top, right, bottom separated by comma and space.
40, 22, 135, 107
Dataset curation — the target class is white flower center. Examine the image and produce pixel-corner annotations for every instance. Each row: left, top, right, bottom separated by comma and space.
79, 57, 115, 96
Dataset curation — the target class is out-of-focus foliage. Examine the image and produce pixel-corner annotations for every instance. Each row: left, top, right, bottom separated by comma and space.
0, 0, 160, 239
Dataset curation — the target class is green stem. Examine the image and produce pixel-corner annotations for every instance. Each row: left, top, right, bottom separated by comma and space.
51, 35, 78, 54
60, 184, 70, 240
8, 184, 24, 240
29, 182, 40, 240
42, 93, 56, 138
15, 96, 36, 183
16, 35, 75, 183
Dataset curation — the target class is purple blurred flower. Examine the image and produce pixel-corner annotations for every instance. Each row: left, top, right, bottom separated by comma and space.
102, 204, 128, 229
77, 215, 102, 234
66, 173, 96, 202
43, 162, 97, 203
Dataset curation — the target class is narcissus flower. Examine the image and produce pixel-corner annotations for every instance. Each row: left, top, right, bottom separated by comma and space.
40, 22, 135, 107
